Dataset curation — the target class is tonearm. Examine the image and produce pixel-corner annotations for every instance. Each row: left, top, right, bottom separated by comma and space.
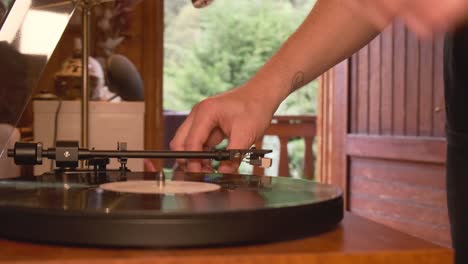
7, 141, 272, 170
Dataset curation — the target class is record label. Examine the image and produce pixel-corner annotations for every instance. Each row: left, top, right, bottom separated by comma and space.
99, 180, 221, 194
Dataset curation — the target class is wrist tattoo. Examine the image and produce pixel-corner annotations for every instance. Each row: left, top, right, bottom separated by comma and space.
291, 71, 305, 91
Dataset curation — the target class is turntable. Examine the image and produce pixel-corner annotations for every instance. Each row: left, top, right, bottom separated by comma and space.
0, 0, 342, 248
0, 141, 343, 247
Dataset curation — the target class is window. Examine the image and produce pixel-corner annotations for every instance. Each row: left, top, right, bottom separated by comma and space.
164, 0, 317, 177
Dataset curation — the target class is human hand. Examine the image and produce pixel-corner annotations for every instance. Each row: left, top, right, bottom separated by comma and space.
344, 0, 468, 36
170, 86, 276, 173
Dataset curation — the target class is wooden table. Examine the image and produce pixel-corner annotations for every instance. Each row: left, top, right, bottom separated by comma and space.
0, 213, 452, 264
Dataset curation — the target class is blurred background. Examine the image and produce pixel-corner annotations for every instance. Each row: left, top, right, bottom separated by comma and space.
163, 0, 318, 177
8, 0, 319, 178
0, 0, 450, 247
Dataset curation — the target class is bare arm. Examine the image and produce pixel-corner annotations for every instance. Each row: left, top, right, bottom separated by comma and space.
345, 0, 468, 37
240, 0, 382, 111
170, 0, 385, 172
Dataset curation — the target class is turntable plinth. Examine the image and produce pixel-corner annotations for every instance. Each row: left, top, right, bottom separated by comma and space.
0, 213, 452, 264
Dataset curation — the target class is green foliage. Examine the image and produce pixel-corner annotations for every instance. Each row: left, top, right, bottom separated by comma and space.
164, 0, 317, 114
164, 0, 188, 28
164, 0, 318, 178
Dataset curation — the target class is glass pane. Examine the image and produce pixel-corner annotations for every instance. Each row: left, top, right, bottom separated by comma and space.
0, 0, 76, 179
0, 0, 15, 27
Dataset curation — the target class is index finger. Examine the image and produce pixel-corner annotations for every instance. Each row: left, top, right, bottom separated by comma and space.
184, 107, 219, 172
170, 112, 196, 167
184, 107, 218, 152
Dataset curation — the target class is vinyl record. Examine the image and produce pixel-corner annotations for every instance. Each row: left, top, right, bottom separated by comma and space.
0, 171, 343, 247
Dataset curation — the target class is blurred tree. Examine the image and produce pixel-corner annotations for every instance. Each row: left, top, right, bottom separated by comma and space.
164, 0, 190, 28
163, 0, 317, 178
164, 0, 316, 114
289, 0, 311, 7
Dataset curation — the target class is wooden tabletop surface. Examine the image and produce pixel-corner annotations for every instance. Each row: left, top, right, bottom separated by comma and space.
0, 213, 452, 264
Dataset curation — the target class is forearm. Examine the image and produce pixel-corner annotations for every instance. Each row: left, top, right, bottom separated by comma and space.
242, 0, 386, 110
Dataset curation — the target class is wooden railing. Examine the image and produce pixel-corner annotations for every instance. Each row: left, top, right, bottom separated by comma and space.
163, 112, 317, 178
253, 115, 316, 179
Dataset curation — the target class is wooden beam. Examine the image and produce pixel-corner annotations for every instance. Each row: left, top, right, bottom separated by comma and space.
316, 72, 328, 182
346, 134, 447, 164
264, 123, 316, 138
316, 60, 349, 208
332, 61, 350, 205
142, 0, 164, 169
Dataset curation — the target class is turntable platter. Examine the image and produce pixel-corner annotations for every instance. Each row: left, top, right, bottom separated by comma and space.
0, 171, 343, 247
